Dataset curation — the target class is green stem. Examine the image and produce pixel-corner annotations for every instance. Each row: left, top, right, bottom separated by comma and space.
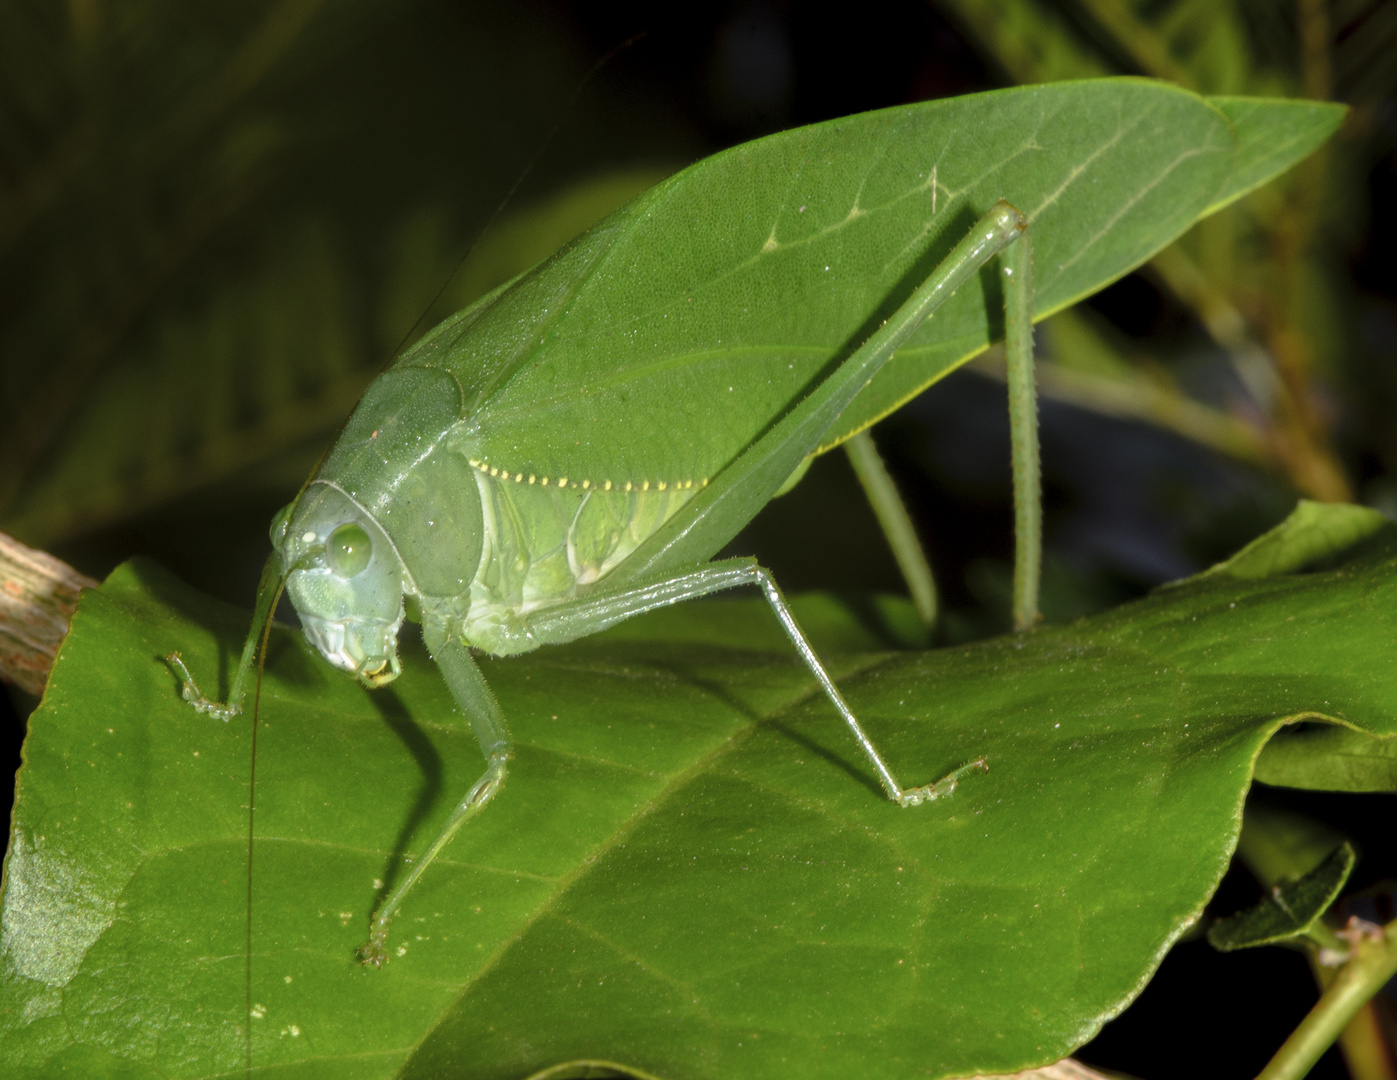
1004, 232, 1040, 632
1303, 920, 1346, 956
1256, 920, 1397, 1080
843, 429, 938, 630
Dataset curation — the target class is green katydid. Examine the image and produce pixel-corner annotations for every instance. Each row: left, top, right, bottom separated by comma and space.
165, 79, 1273, 965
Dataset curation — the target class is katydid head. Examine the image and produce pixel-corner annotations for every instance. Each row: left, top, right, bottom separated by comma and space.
274, 483, 408, 687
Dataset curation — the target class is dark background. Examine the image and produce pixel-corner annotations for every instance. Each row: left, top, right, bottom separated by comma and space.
5, 2, 1397, 1076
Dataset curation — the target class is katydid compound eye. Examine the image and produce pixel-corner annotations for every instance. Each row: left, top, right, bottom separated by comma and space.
326, 522, 372, 578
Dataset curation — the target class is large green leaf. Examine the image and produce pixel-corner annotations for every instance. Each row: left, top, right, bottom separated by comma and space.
4, 505, 1395, 1078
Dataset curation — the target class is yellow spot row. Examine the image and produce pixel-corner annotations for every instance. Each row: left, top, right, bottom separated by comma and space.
468, 459, 708, 492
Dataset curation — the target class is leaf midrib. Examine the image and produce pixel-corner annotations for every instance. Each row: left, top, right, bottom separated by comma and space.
389, 649, 901, 1064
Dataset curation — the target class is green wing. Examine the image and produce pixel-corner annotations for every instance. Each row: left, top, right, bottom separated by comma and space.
400, 80, 1243, 489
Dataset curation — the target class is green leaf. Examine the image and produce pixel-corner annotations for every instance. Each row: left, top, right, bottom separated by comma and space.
1207, 842, 1356, 952
1190, 499, 1392, 582
5, 521, 1397, 1078
1236, 802, 1351, 892
1203, 501, 1397, 795
1202, 98, 1348, 214
1204, 500, 1397, 791
1255, 725, 1397, 793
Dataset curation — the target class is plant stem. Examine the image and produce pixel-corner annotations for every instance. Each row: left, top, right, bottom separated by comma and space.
844, 429, 938, 630
1256, 920, 1397, 1080
1004, 232, 1040, 632
1334, 999, 1397, 1080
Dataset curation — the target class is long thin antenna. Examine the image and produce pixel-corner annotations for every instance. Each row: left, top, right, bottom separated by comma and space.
389, 30, 649, 359
245, 572, 287, 1076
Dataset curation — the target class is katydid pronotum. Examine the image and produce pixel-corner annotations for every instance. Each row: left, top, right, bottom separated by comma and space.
165, 79, 1245, 965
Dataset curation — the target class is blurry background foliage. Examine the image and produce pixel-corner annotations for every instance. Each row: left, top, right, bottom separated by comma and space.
3, 1, 1397, 1076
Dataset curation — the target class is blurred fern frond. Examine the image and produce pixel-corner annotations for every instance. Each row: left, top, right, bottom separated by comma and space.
0, 0, 677, 549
